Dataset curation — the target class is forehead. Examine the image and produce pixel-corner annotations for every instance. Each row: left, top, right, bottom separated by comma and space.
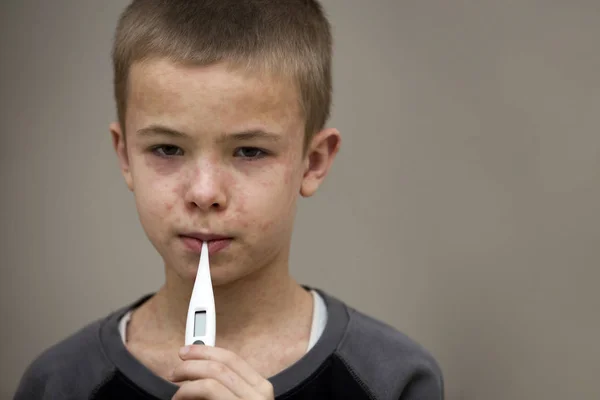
126, 59, 303, 135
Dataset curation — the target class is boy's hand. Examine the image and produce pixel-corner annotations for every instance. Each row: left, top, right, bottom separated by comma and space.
170, 344, 275, 400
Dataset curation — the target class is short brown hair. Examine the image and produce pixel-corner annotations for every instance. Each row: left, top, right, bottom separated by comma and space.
112, 0, 333, 146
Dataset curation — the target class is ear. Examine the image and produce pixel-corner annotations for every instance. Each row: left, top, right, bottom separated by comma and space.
300, 127, 341, 197
110, 122, 134, 191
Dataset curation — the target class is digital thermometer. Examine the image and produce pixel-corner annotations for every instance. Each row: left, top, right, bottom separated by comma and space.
185, 241, 216, 346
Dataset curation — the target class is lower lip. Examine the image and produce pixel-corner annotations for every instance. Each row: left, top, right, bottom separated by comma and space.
180, 236, 231, 255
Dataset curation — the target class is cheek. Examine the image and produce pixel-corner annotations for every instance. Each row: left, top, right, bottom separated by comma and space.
134, 170, 182, 217
231, 185, 269, 231
166, 200, 183, 226
164, 182, 185, 211
284, 167, 297, 185
230, 159, 301, 233
256, 174, 298, 232
233, 198, 248, 226
162, 180, 186, 220
259, 219, 275, 233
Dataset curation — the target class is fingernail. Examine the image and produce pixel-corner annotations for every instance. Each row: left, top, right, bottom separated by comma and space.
180, 345, 190, 355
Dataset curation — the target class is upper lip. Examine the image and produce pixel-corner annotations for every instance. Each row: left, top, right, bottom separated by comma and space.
180, 232, 231, 241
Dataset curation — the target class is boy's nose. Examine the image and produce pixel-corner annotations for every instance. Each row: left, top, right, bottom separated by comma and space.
184, 165, 228, 212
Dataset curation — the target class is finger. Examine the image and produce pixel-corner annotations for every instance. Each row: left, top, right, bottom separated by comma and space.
172, 378, 238, 400
180, 345, 265, 387
170, 359, 256, 398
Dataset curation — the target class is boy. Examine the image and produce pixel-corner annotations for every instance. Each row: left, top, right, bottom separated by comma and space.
14, 1, 444, 399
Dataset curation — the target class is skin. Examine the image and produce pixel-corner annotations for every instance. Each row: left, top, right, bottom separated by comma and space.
110, 58, 340, 399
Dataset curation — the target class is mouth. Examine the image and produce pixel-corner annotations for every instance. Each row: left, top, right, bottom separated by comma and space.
179, 232, 232, 255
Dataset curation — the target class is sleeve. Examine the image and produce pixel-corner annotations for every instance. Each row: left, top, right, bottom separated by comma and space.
13, 359, 52, 400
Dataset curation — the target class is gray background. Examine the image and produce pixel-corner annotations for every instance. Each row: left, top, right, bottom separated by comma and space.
1, 1, 599, 399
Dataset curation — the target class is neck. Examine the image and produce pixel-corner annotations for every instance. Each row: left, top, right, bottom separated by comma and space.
141, 257, 311, 347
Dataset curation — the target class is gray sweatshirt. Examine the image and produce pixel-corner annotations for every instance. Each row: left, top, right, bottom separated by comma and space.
14, 288, 444, 399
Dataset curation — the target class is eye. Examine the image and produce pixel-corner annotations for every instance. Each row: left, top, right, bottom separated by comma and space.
234, 147, 267, 159
151, 145, 184, 157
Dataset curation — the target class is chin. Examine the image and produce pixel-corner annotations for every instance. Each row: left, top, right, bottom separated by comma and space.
165, 240, 278, 286
167, 256, 244, 286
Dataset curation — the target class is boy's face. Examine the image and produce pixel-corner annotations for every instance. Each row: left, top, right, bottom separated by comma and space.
111, 59, 339, 285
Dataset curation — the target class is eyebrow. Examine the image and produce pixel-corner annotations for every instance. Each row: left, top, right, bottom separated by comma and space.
137, 125, 188, 138
221, 130, 282, 144
136, 124, 282, 143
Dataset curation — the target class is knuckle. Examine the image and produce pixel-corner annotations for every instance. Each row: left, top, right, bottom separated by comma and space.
220, 349, 237, 365
208, 360, 228, 376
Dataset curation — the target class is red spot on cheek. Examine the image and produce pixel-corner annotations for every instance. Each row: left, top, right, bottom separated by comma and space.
236, 192, 247, 213
260, 220, 275, 232
231, 208, 249, 229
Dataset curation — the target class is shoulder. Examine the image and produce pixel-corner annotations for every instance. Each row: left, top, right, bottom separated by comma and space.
13, 312, 118, 400
343, 306, 442, 376
323, 291, 444, 399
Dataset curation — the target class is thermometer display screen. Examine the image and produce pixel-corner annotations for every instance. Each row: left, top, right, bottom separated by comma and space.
194, 311, 207, 336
